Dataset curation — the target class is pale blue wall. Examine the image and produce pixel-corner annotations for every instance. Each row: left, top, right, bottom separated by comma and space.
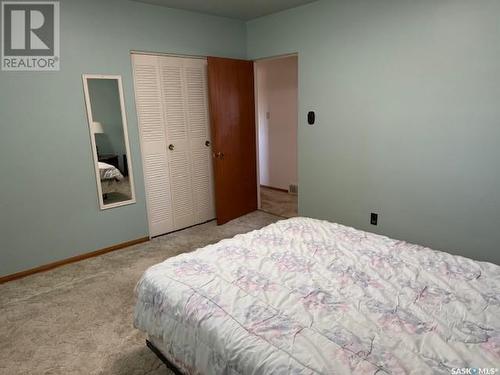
247, 0, 500, 264
0, 0, 246, 276
2, 0, 499, 276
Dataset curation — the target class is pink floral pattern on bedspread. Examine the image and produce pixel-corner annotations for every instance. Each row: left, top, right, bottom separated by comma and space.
135, 217, 500, 374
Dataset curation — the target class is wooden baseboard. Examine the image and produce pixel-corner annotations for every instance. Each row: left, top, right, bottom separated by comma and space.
260, 185, 289, 193
0, 236, 149, 284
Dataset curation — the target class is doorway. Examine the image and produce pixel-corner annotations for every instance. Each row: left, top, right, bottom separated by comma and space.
255, 55, 298, 218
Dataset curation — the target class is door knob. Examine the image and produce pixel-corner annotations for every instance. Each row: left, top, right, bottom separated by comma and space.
205, 140, 211, 147
212, 151, 225, 160
168, 144, 174, 151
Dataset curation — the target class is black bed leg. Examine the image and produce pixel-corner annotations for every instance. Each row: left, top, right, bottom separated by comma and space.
146, 340, 184, 375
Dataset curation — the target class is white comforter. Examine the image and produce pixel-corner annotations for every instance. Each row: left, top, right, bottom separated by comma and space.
98, 162, 123, 181
134, 217, 500, 374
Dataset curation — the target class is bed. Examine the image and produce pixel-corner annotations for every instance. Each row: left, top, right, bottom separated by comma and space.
134, 217, 500, 374
98, 162, 124, 195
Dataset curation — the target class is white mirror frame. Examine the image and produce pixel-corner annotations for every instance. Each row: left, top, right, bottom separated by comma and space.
82, 74, 137, 210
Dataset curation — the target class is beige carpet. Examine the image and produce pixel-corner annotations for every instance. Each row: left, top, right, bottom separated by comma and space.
260, 186, 298, 218
0, 211, 280, 375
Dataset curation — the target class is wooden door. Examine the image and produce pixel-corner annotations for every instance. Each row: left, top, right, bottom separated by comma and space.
207, 57, 258, 224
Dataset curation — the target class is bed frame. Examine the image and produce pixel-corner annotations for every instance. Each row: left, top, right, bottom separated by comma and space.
146, 340, 183, 375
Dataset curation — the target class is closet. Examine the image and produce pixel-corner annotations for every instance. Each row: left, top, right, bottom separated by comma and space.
132, 53, 215, 237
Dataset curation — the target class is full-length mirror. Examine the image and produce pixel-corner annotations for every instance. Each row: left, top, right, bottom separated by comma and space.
82, 74, 136, 209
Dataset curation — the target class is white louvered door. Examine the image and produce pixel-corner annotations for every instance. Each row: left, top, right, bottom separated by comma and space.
184, 58, 215, 223
132, 54, 174, 236
132, 53, 215, 237
159, 56, 195, 231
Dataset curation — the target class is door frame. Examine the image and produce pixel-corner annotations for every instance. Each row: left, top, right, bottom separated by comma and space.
130, 50, 207, 60
253, 53, 299, 210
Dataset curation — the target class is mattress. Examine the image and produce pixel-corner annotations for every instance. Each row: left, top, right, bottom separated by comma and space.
134, 217, 500, 374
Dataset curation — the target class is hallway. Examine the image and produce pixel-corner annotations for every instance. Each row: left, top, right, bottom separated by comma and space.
260, 186, 298, 218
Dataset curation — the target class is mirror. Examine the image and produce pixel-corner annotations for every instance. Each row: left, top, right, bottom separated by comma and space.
82, 74, 136, 209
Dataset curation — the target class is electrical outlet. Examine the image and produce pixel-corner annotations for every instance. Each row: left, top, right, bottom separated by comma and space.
370, 213, 378, 226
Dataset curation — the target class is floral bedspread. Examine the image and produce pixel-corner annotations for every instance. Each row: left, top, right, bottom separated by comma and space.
134, 217, 500, 374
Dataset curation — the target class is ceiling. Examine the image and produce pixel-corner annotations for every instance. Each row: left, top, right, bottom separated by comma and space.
130, 0, 318, 20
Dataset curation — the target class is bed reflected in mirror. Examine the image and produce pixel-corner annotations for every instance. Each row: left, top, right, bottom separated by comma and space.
82, 74, 136, 209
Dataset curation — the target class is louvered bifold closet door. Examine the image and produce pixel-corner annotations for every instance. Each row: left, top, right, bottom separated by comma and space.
132, 54, 174, 236
184, 58, 215, 223
158, 56, 196, 231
